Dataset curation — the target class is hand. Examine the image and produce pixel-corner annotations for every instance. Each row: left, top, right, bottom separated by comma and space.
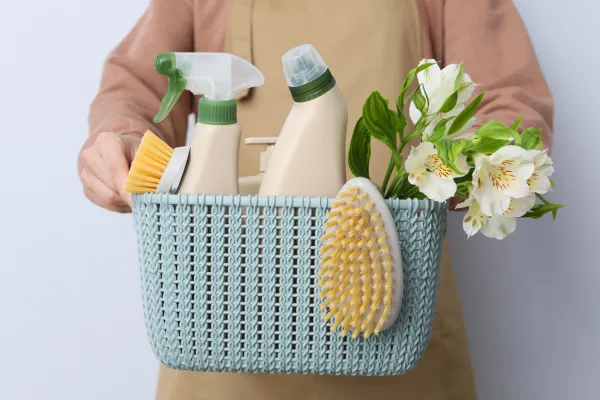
78, 131, 142, 212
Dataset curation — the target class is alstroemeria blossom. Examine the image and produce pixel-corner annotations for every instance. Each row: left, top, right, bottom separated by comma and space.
457, 194, 536, 239
406, 141, 468, 202
471, 146, 535, 217
526, 149, 554, 194
409, 59, 477, 138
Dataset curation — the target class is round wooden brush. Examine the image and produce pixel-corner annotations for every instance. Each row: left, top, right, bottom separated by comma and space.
124, 130, 189, 194
318, 177, 403, 339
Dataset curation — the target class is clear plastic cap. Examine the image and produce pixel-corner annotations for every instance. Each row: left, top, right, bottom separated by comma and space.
282, 44, 328, 88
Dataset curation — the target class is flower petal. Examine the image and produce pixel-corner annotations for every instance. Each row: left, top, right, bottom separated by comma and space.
504, 194, 536, 218
421, 173, 457, 202
409, 101, 422, 124
462, 200, 487, 237
481, 216, 517, 240
405, 142, 436, 174
473, 179, 512, 216
417, 59, 442, 100
527, 172, 551, 194
490, 145, 528, 163
457, 73, 475, 104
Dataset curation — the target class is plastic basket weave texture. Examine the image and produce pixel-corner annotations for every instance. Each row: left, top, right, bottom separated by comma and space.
132, 193, 447, 376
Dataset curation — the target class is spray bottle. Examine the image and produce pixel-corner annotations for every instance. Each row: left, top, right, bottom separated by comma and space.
153, 52, 264, 195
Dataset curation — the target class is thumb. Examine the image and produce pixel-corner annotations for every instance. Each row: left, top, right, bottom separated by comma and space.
118, 133, 143, 207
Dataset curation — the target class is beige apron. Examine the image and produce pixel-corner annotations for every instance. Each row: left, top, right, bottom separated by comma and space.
156, 1, 477, 398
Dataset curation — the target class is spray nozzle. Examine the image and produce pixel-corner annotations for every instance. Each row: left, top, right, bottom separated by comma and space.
153, 52, 265, 123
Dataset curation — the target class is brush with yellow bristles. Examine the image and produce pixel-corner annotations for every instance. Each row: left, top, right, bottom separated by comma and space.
318, 177, 403, 339
124, 130, 190, 194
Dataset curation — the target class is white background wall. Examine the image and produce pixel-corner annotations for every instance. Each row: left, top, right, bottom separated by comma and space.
0, 1, 597, 399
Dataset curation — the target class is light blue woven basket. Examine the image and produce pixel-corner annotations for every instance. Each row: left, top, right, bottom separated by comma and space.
132, 193, 447, 376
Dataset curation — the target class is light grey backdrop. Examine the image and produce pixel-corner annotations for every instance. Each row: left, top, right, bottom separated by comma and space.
0, 1, 597, 399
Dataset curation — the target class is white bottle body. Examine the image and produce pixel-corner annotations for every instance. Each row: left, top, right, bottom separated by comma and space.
238, 174, 263, 196
258, 86, 348, 197
177, 122, 240, 195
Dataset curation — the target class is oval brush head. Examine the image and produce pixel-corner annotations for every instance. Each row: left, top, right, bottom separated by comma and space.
318, 177, 403, 339
124, 130, 174, 193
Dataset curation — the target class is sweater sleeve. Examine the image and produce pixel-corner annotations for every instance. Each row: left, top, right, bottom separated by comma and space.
418, 0, 554, 149
87, 0, 194, 147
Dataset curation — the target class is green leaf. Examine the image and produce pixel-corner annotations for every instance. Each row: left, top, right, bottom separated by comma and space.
427, 117, 456, 142
466, 121, 517, 154
510, 114, 524, 130
396, 113, 408, 140
448, 93, 484, 136
413, 91, 427, 113
348, 117, 371, 179
522, 203, 564, 220
397, 61, 437, 110
520, 127, 543, 150
362, 91, 397, 148
454, 63, 465, 89
436, 138, 469, 174
550, 179, 556, 187
439, 91, 458, 114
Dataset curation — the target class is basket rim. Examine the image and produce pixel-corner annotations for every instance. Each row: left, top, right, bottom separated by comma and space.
132, 193, 447, 211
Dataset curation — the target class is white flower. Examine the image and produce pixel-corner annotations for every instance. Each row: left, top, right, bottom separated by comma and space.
409, 59, 477, 138
526, 149, 554, 194
457, 194, 535, 239
405, 141, 468, 202
471, 146, 535, 217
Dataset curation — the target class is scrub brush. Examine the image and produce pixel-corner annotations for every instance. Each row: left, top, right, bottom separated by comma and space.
318, 177, 403, 339
124, 130, 190, 194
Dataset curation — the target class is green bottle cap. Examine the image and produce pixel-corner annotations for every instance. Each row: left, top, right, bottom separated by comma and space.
198, 97, 237, 125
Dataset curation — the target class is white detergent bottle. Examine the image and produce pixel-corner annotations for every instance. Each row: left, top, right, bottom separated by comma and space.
238, 137, 277, 196
153, 52, 264, 195
259, 44, 348, 197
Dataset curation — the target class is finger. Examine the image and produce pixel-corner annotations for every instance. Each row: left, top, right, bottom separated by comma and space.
97, 134, 133, 202
80, 146, 117, 190
80, 167, 123, 206
83, 186, 131, 214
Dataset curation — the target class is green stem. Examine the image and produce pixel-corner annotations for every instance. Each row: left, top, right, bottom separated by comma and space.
536, 193, 550, 204
385, 174, 402, 198
381, 159, 395, 195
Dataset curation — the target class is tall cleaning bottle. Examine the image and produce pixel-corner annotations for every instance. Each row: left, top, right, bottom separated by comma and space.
259, 44, 348, 197
153, 52, 264, 195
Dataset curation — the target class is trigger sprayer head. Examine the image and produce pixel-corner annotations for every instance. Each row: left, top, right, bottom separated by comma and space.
154, 53, 187, 123
153, 52, 265, 124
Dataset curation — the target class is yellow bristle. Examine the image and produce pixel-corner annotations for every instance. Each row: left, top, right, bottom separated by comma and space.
320, 244, 333, 255
363, 226, 374, 237
357, 192, 369, 201
374, 222, 385, 231
341, 320, 353, 337
323, 220, 338, 230
363, 322, 376, 338
324, 308, 337, 323
318, 254, 332, 266
366, 237, 377, 248
332, 200, 346, 208
377, 233, 388, 244
365, 201, 375, 211
321, 232, 336, 242
380, 244, 390, 254
370, 212, 381, 221
327, 209, 343, 219
124, 131, 174, 194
